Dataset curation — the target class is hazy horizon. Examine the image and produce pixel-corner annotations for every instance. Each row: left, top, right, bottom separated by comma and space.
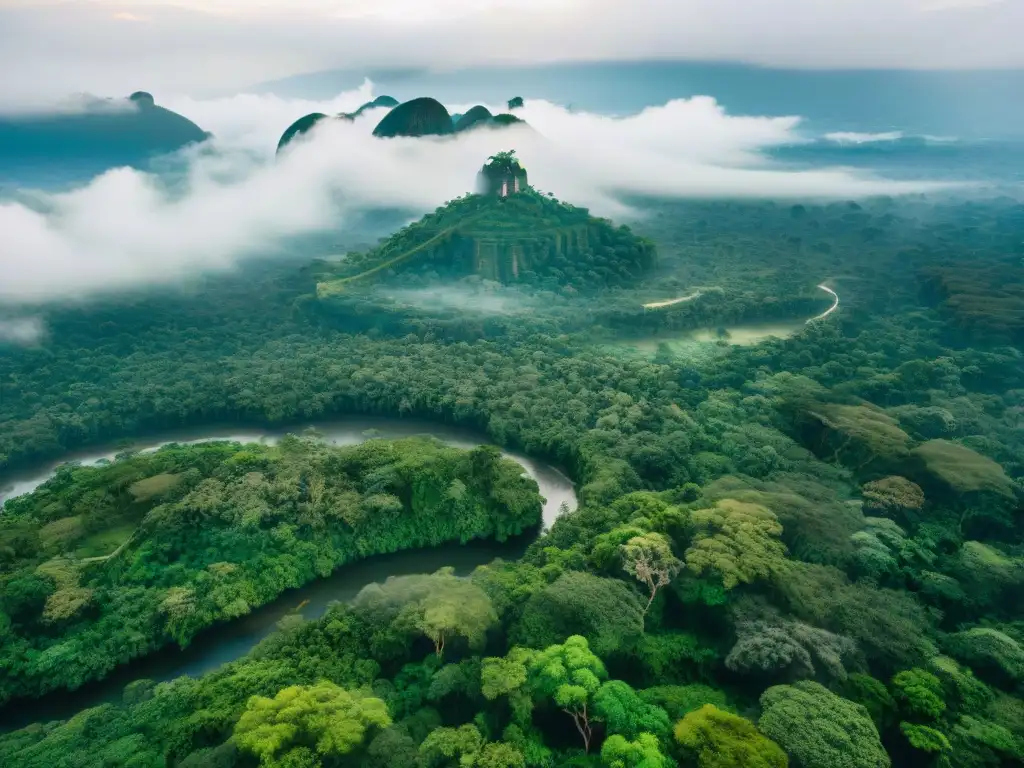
2, 0, 1023, 106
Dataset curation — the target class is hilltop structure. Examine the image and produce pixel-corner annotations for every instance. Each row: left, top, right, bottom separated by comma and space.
315, 152, 655, 295
478, 150, 529, 198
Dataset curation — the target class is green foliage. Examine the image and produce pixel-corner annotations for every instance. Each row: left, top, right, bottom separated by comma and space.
948, 715, 1024, 767
511, 571, 644, 657
526, 635, 606, 752
926, 656, 992, 716
700, 474, 864, 565
639, 685, 731, 721
949, 542, 1024, 615
621, 532, 682, 614
892, 668, 947, 721
861, 476, 926, 519
840, 674, 897, 729
593, 680, 671, 740
758, 681, 891, 768
407, 573, 496, 657
233, 681, 390, 766
1, 191, 1024, 768
674, 704, 788, 768
0, 437, 541, 702
419, 724, 524, 767
482, 652, 530, 700
911, 440, 1016, 498
726, 615, 860, 683
804, 402, 913, 470
945, 627, 1024, 688
774, 562, 934, 671
900, 722, 951, 754
627, 631, 720, 685
601, 733, 671, 768
685, 498, 787, 589
316, 186, 656, 292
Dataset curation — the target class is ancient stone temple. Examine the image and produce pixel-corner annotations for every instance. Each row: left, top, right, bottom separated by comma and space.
478, 150, 528, 197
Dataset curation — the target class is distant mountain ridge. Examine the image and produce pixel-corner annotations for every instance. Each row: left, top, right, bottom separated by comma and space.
0, 91, 210, 187
250, 60, 1024, 140
0, 92, 208, 159
277, 95, 527, 152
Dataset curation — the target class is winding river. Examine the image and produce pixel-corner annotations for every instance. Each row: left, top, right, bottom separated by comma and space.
0, 417, 577, 731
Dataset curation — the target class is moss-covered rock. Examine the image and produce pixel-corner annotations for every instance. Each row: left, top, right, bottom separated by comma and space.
276, 112, 329, 153
454, 106, 493, 133
491, 113, 525, 126
372, 97, 453, 138
343, 95, 399, 120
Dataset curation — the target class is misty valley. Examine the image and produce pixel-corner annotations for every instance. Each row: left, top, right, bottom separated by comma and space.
1, 56, 1024, 768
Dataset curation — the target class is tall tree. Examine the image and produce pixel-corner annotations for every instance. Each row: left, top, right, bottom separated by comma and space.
526, 635, 607, 753
621, 533, 682, 614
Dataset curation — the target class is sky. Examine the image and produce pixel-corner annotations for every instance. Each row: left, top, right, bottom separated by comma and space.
0, 0, 1021, 104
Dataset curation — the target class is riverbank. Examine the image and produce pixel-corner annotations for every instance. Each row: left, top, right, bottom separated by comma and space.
0, 420, 577, 731
0, 537, 533, 731
1, 417, 577, 527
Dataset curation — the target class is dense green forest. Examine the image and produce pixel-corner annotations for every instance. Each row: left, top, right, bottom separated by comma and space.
0, 437, 541, 703
1, 194, 1023, 767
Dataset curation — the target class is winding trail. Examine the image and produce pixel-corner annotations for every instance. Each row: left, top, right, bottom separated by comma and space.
642, 290, 703, 310
807, 284, 840, 323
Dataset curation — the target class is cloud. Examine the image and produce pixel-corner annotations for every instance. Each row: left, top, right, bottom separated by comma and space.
825, 132, 907, 144
160, 80, 377, 147
0, 316, 45, 344
0, 0, 1022, 104
0, 91, 139, 117
0, 89, 956, 306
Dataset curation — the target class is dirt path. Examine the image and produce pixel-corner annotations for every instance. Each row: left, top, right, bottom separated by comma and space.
642, 290, 703, 309
807, 284, 839, 322
79, 532, 136, 564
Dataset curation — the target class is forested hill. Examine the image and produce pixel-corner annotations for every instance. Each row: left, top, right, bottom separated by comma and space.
315, 188, 657, 295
